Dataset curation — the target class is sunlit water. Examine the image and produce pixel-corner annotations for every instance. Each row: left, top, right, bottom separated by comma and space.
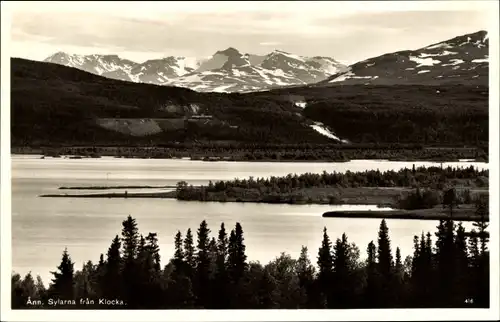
11, 155, 487, 284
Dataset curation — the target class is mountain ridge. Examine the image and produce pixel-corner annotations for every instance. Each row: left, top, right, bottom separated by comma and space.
43, 47, 348, 92
317, 30, 488, 86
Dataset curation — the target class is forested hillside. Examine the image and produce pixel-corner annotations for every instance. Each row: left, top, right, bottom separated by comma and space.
11, 58, 488, 148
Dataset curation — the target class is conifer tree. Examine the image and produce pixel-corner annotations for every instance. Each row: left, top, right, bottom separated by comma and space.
377, 220, 393, 279
364, 240, 379, 308
184, 228, 196, 271
195, 220, 211, 307
454, 223, 469, 305
104, 235, 122, 300
20, 272, 38, 306
214, 223, 229, 308
173, 231, 184, 267
121, 215, 139, 264
317, 227, 333, 307
332, 233, 351, 307
296, 246, 315, 308
227, 223, 247, 283
49, 248, 75, 302
145, 232, 161, 272
434, 217, 456, 307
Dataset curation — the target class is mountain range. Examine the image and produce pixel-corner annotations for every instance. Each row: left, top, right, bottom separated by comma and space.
11, 30, 489, 149
43, 30, 488, 91
44, 48, 347, 93
318, 30, 489, 86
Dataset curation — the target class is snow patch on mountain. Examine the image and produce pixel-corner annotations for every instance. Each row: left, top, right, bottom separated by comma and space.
409, 56, 441, 67
472, 58, 488, 63
310, 122, 346, 142
42, 48, 346, 92
442, 59, 465, 66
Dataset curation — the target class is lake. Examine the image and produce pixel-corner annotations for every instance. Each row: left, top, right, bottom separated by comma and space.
11, 155, 488, 284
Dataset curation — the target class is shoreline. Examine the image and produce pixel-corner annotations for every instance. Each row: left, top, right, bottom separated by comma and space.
11, 144, 488, 163
323, 209, 488, 222
11, 153, 487, 164
58, 185, 176, 190
38, 190, 487, 222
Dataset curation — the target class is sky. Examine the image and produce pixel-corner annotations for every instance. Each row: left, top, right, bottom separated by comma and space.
4, 1, 497, 65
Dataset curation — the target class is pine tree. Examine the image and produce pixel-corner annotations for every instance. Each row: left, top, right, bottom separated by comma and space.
49, 248, 75, 302
454, 222, 469, 306
395, 247, 402, 273
214, 223, 229, 308
103, 235, 122, 300
227, 223, 248, 308
434, 217, 456, 307
227, 223, 247, 283
364, 240, 379, 308
184, 228, 196, 272
317, 227, 333, 307
377, 220, 393, 279
332, 233, 351, 308
121, 215, 139, 264
145, 232, 161, 272
98, 254, 105, 267
120, 216, 140, 306
195, 220, 211, 307
173, 231, 184, 268
137, 234, 147, 265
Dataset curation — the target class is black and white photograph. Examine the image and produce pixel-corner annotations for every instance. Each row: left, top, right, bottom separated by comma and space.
1, 1, 499, 321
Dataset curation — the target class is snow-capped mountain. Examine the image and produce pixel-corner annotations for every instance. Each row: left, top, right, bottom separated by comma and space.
44, 52, 204, 84
43, 49, 347, 92
319, 30, 489, 86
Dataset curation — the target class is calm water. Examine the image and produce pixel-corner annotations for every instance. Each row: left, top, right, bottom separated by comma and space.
11, 155, 487, 284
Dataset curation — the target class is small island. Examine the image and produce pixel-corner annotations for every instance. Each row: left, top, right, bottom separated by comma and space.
40, 165, 489, 222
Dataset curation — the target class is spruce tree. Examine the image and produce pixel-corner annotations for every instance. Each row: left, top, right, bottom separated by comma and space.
145, 232, 161, 272
195, 220, 211, 307
395, 247, 402, 273
364, 240, 379, 308
332, 233, 351, 308
215, 223, 229, 308
227, 223, 248, 308
121, 215, 139, 264
317, 227, 333, 307
49, 248, 75, 302
104, 235, 122, 300
184, 228, 196, 272
454, 222, 469, 306
377, 220, 393, 279
434, 217, 456, 307
173, 231, 184, 267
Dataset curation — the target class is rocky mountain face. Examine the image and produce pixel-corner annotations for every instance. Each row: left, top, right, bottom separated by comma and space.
44, 52, 202, 84
44, 48, 347, 92
318, 30, 488, 86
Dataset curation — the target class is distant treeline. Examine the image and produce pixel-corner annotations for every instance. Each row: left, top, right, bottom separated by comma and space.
12, 207, 489, 309
15, 144, 488, 162
174, 165, 488, 205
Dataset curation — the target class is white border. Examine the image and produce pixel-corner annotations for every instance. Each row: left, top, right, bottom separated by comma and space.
1, 1, 499, 321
